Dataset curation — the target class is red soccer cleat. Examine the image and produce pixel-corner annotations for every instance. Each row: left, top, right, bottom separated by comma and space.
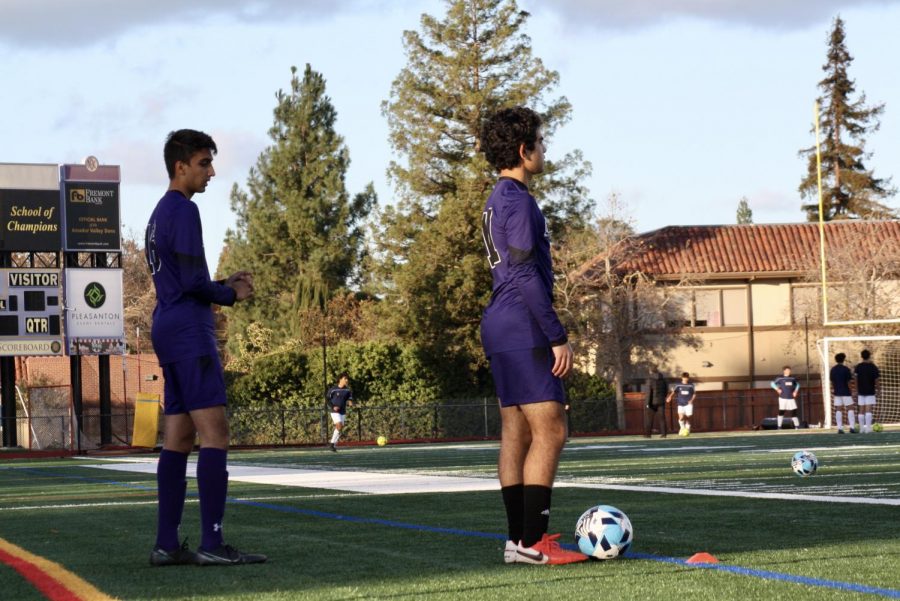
516, 534, 589, 565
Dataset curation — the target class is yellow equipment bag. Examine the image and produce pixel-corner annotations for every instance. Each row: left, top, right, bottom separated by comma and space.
132, 393, 161, 448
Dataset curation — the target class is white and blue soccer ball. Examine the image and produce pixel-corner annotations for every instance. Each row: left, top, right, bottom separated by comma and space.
791, 451, 818, 477
574, 504, 633, 559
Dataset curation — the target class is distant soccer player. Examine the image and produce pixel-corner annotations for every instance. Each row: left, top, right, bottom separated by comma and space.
830, 353, 856, 434
326, 372, 353, 451
667, 372, 695, 435
854, 349, 880, 433
644, 368, 668, 438
146, 129, 266, 567
479, 107, 587, 565
771, 366, 800, 429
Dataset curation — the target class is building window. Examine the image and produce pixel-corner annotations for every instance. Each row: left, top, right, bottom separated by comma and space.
722, 288, 748, 326
694, 290, 721, 327
658, 287, 749, 329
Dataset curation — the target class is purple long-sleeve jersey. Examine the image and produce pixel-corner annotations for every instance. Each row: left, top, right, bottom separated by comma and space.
145, 190, 236, 365
480, 177, 567, 356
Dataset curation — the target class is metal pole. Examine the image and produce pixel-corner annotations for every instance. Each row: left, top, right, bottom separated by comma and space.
803, 315, 810, 426
137, 327, 142, 393
1, 357, 17, 447
99, 354, 111, 445
70, 354, 83, 452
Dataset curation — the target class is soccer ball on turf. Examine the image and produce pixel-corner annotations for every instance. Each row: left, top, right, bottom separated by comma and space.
873, 423, 883, 432
791, 451, 818, 477
679, 427, 690, 437
376, 435, 388, 446
574, 504, 633, 559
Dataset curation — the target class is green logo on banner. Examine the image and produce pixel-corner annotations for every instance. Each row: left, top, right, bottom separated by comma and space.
84, 282, 106, 309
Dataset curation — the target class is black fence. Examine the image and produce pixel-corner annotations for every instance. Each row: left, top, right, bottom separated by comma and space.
229, 398, 620, 445
2, 399, 621, 450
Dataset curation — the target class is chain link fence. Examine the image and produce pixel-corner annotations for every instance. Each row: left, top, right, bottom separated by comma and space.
4, 391, 829, 451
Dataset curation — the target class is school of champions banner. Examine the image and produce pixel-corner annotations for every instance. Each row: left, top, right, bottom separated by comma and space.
63, 268, 125, 355
0, 163, 61, 251
60, 163, 121, 252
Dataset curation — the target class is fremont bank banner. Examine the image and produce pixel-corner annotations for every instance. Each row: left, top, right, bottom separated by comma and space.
64, 268, 125, 355
61, 163, 121, 252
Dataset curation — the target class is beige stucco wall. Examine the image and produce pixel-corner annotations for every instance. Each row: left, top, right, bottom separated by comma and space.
750, 281, 792, 326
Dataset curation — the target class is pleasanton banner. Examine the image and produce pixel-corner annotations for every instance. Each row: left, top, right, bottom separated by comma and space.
64, 268, 125, 355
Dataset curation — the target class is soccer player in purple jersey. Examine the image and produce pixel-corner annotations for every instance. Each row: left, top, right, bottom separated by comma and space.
146, 129, 266, 567
479, 107, 587, 565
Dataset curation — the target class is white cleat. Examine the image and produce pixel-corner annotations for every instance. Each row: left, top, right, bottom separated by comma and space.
504, 540, 518, 564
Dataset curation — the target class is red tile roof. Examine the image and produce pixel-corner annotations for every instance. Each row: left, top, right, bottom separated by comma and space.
580, 221, 900, 279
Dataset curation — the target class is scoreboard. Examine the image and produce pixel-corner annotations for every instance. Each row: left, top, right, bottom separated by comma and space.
0, 268, 64, 356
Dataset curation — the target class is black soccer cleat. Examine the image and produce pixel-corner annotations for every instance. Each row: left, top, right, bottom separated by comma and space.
195, 544, 267, 566
329, 443, 337, 452
150, 540, 197, 567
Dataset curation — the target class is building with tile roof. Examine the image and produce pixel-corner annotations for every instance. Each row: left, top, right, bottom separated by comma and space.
576, 221, 900, 429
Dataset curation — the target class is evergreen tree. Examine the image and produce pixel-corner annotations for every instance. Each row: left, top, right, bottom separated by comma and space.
736, 196, 753, 224
377, 0, 593, 365
799, 16, 896, 221
221, 64, 376, 347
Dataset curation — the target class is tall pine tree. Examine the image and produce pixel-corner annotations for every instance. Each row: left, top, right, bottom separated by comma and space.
736, 197, 753, 224
221, 64, 376, 346
799, 16, 896, 221
376, 0, 593, 366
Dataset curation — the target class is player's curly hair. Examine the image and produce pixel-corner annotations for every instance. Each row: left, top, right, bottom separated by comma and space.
480, 107, 542, 171
164, 129, 217, 179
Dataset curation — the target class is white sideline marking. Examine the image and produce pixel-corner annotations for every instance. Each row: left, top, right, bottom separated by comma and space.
78, 459, 900, 505
82, 460, 500, 494
0, 493, 364, 513
752, 444, 900, 454
563, 482, 900, 506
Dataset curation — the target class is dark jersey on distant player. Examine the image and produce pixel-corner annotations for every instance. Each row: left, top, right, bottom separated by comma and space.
854, 362, 880, 396
145, 190, 236, 365
672, 383, 695, 406
480, 177, 566, 356
326, 386, 353, 415
772, 376, 800, 399
830, 364, 853, 396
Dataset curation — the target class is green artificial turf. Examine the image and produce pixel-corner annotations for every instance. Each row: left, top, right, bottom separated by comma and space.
0, 429, 898, 600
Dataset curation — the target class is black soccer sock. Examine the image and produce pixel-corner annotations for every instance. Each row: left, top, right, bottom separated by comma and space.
522, 485, 552, 548
501, 484, 525, 544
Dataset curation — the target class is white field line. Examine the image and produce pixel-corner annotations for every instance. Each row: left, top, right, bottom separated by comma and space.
73, 458, 900, 506
81, 460, 500, 494
0, 493, 368, 513
564, 482, 900, 506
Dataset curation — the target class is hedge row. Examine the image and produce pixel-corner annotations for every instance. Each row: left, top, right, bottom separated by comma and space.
226, 341, 616, 444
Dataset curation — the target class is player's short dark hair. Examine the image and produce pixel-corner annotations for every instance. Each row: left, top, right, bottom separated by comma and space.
782, 365, 791, 370
164, 129, 217, 179
337, 372, 350, 381
681, 372, 690, 378
835, 353, 846, 363
861, 349, 871, 360
480, 107, 542, 171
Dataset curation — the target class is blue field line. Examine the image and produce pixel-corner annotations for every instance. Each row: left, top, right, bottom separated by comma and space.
231, 497, 900, 598
627, 552, 900, 598
6, 465, 900, 598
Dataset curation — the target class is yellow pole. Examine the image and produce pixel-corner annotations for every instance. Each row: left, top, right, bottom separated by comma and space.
814, 100, 829, 324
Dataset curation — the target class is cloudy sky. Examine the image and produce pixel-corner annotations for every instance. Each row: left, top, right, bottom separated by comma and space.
1, 0, 899, 270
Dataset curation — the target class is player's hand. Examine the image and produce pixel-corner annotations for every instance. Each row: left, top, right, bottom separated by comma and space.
226, 271, 253, 287
333, 406, 339, 412
230, 278, 253, 301
551, 342, 574, 378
